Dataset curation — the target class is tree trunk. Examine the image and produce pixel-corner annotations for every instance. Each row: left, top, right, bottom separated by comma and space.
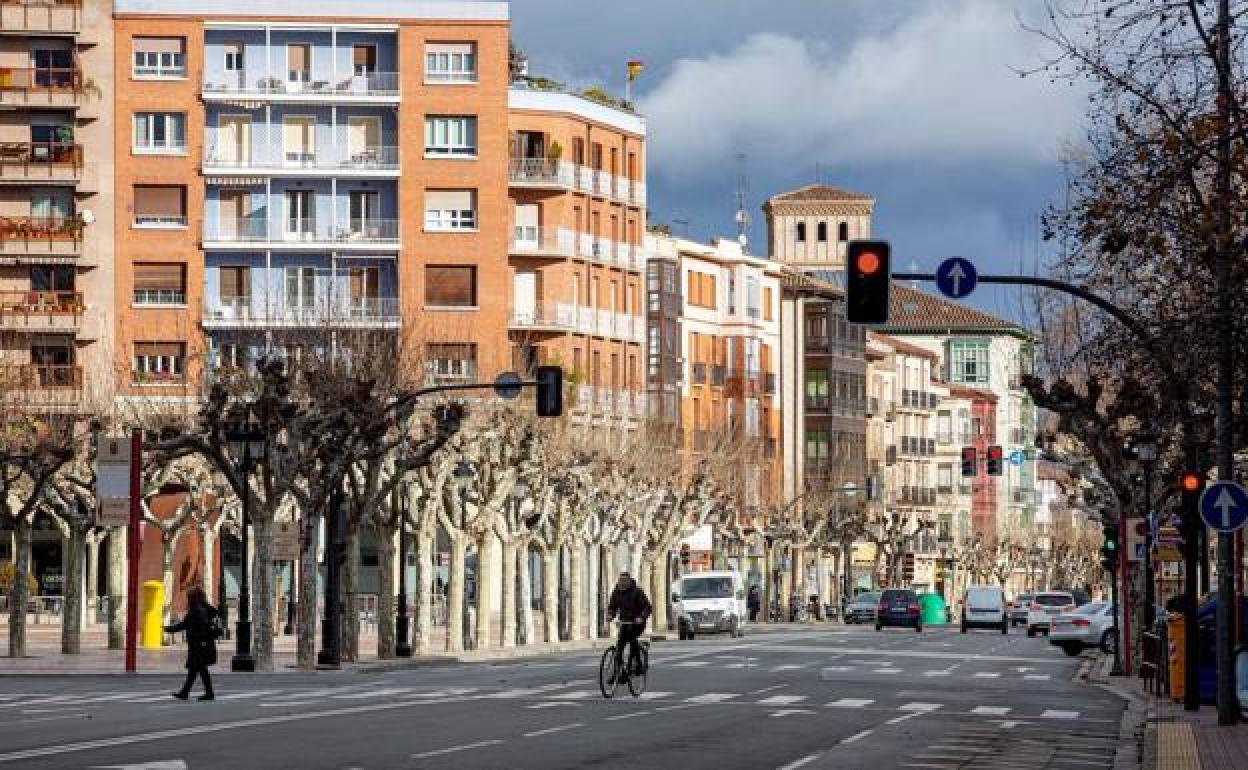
107, 527, 125, 649
638, 561, 652, 632
61, 524, 86, 654
202, 528, 216, 606
296, 513, 320, 670
541, 545, 558, 643
586, 543, 599, 640
568, 539, 584, 641
161, 535, 176, 633
251, 516, 276, 671
648, 559, 668, 637
500, 539, 516, 648
7, 518, 31, 658
376, 523, 396, 660
341, 526, 360, 662
779, 549, 794, 620
517, 542, 533, 646
86, 534, 99, 610
413, 527, 433, 655
475, 534, 492, 650
446, 533, 465, 653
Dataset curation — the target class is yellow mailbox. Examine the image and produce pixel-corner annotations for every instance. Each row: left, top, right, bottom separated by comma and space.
140, 580, 165, 649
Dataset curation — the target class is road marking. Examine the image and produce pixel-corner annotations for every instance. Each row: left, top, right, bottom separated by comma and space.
686, 693, 739, 704
971, 706, 1012, 716
850, 659, 887, 665
411, 739, 503, 759
843, 729, 873, 744
605, 711, 651, 721
637, 691, 674, 700
404, 687, 479, 698
769, 709, 815, 718
999, 720, 1022, 728
770, 664, 808, 672
332, 688, 414, 700
655, 703, 697, 712
973, 672, 1000, 678
873, 668, 902, 674
777, 751, 822, 769
749, 684, 789, 695
526, 702, 575, 709
886, 711, 929, 726
21, 706, 94, 715
545, 690, 597, 700
821, 666, 853, 672
259, 701, 316, 708
922, 670, 951, 677
758, 695, 807, 706
1040, 709, 1079, 720
899, 703, 942, 713
523, 723, 584, 738
671, 661, 709, 668
18, 713, 88, 724
1023, 674, 1050, 681
212, 691, 282, 702
826, 698, 873, 708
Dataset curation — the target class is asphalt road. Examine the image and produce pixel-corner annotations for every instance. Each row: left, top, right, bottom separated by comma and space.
0, 624, 1126, 770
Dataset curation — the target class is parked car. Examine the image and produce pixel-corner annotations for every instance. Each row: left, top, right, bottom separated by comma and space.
1049, 601, 1115, 656
875, 588, 923, 632
844, 592, 881, 624
1008, 593, 1033, 627
961, 585, 1009, 634
1027, 591, 1077, 636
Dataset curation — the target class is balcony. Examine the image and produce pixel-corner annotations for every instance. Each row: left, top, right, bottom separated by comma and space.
508, 303, 643, 343
0, 0, 81, 34
0, 216, 83, 258
0, 291, 82, 331
0, 67, 83, 108
886, 445, 897, 465
202, 218, 400, 251
0, 364, 82, 407
0, 142, 81, 184
201, 72, 400, 105
133, 289, 186, 306
711, 365, 726, 387
508, 157, 646, 207
691, 362, 707, 385
570, 385, 648, 419
203, 142, 399, 177
203, 296, 400, 329
510, 226, 577, 258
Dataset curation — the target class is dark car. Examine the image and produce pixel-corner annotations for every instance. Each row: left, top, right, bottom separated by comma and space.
875, 588, 922, 632
844, 591, 881, 624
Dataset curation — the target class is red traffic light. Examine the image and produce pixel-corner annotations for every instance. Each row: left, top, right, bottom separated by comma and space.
1181, 471, 1203, 493
987, 446, 1004, 461
855, 250, 882, 275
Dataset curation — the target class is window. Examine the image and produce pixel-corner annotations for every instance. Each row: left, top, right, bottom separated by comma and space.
763, 286, 774, 321
133, 263, 186, 305
805, 429, 830, 463
796, 222, 806, 242
287, 44, 310, 83
686, 271, 716, 309
425, 42, 476, 82
426, 343, 477, 381
805, 369, 828, 407
949, 339, 991, 385
31, 266, 74, 292
348, 266, 381, 312
745, 277, 760, 319
133, 37, 186, 78
425, 190, 477, 230
218, 266, 250, 309
348, 190, 380, 231
838, 221, 849, 241
216, 343, 247, 370
285, 266, 316, 310
133, 185, 186, 227
817, 222, 828, 242
285, 190, 314, 236
425, 116, 477, 157
133, 113, 186, 153
424, 265, 477, 307
223, 42, 243, 76
352, 45, 377, 76
133, 342, 185, 384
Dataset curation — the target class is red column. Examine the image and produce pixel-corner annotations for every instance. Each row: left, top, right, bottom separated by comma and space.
124, 429, 142, 673
1120, 514, 1132, 676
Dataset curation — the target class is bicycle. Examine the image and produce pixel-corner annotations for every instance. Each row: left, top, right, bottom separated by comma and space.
599, 620, 650, 699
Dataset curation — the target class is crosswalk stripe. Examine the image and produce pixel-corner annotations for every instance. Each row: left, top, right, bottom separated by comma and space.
331, 688, 414, 700
900, 702, 942, 712
770, 664, 808, 672
923, 671, 951, 677
1023, 674, 1050, 680
672, 661, 709, 668
547, 690, 597, 700
971, 706, 1012, 716
637, 691, 674, 701
973, 672, 1001, 678
827, 698, 874, 708
1040, 709, 1079, 719
874, 668, 902, 674
822, 666, 853, 672
405, 687, 479, 698
757, 695, 807, 706
685, 693, 738, 704
214, 691, 281, 701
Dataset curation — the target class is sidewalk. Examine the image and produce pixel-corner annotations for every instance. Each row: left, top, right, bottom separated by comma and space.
1090, 655, 1248, 769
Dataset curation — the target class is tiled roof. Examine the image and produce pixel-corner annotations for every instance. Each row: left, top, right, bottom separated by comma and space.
882, 284, 1025, 335
780, 267, 843, 298
766, 184, 874, 203
947, 384, 999, 403
869, 333, 940, 362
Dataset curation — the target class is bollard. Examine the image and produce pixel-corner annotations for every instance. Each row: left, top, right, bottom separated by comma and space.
1167, 612, 1186, 703
140, 580, 165, 649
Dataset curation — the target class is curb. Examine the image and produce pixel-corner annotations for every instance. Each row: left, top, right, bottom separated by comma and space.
1081, 653, 1156, 770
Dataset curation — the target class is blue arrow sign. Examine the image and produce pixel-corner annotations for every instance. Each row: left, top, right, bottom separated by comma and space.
935, 257, 978, 300
1008, 450, 1025, 467
1199, 481, 1248, 533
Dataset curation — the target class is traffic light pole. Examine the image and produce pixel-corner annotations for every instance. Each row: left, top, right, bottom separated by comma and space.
1109, 563, 1124, 676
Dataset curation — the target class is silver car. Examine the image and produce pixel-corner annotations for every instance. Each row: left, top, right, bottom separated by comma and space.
1048, 602, 1116, 657
844, 592, 881, 624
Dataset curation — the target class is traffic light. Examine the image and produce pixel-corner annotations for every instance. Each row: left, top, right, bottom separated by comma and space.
1179, 469, 1204, 558
535, 365, 563, 418
680, 543, 691, 567
1100, 523, 1120, 571
985, 445, 1004, 476
846, 240, 891, 324
960, 447, 977, 478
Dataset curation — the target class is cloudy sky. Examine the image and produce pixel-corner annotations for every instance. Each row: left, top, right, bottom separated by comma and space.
511, 0, 1092, 319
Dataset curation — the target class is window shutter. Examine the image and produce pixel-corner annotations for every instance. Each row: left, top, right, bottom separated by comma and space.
135, 342, 184, 357
134, 37, 184, 54
424, 265, 476, 306
133, 186, 185, 219
424, 189, 474, 211
134, 263, 185, 291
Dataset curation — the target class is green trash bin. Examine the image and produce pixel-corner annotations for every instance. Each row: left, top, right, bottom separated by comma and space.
918, 593, 947, 626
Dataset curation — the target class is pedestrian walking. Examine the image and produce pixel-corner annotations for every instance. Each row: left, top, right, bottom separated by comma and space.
165, 586, 223, 701
747, 585, 761, 623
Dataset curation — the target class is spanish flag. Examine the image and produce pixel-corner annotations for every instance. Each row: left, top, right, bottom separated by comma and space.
627, 60, 645, 81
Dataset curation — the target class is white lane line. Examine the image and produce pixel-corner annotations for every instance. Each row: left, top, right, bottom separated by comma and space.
758, 695, 807, 706
923, 670, 951, 677
899, 703, 942, 713
671, 661, 709, 668
777, 751, 822, 769
769, 709, 815, 718
770, 664, 808, 672
655, 704, 697, 712
332, 688, 414, 700
411, 739, 503, 759
523, 722, 584, 738
971, 706, 1012, 716
973, 672, 1000, 679
686, 693, 739, 704
886, 711, 928, 726
17, 714, 88, 725
827, 698, 873, 708
404, 687, 479, 698
843, 729, 873, 744
1023, 674, 1050, 681
526, 702, 575, 709
636, 691, 674, 701
605, 711, 651, 721
822, 666, 853, 672
259, 701, 316, 708
213, 691, 282, 702
873, 668, 902, 674
749, 684, 789, 695
545, 690, 597, 700
1040, 709, 1079, 720
21, 707, 91, 715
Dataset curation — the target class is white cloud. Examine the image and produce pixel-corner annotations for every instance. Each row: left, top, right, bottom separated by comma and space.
637, 0, 1086, 176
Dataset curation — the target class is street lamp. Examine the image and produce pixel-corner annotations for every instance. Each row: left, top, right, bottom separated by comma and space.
224, 419, 266, 673
395, 483, 413, 658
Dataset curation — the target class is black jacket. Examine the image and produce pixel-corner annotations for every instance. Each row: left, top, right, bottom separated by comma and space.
166, 603, 220, 669
747, 587, 762, 610
607, 582, 652, 624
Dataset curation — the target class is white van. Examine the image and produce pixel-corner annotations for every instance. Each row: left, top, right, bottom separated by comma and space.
961, 585, 1009, 634
672, 571, 746, 640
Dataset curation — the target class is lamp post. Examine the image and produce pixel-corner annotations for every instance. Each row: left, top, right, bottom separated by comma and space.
225, 420, 266, 673
318, 479, 345, 668
395, 482, 412, 658
1135, 437, 1158, 632
452, 460, 476, 649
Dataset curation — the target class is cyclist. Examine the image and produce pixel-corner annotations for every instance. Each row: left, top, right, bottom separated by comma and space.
606, 571, 652, 683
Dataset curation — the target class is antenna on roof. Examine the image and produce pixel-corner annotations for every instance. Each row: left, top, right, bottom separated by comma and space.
907, 259, 920, 290
734, 152, 749, 250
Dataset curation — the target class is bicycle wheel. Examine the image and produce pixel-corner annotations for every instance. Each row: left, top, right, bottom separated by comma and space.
599, 646, 620, 699
628, 644, 648, 697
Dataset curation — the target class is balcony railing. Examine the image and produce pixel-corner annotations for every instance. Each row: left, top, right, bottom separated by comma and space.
0, 363, 81, 390
0, 142, 81, 181
134, 215, 188, 228
0, 216, 83, 254
202, 218, 400, 247
0, 0, 81, 34
202, 72, 400, 100
203, 141, 400, 172
133, 288, 186, 306
508, 156, 646, 206
0, 290, 81, 313
204, 296, 400, 327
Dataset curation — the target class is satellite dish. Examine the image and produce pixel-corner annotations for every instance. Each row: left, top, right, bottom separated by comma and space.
80, 209, 95, 225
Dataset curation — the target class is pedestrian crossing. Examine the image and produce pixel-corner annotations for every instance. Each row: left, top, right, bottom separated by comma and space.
0, 683, 1103, 724
644, 656, 1056, 680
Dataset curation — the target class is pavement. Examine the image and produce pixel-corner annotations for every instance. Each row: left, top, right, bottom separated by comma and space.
0, 623, 1126, 769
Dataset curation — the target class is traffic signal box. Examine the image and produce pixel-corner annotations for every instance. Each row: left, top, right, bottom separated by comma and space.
961, 447, 977, 478
1101, 524, 1120, 572
1179, 470, 1204, 558
986, 445, 1004, 476
846, 240, 891, 324
535, 365, 563, 418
